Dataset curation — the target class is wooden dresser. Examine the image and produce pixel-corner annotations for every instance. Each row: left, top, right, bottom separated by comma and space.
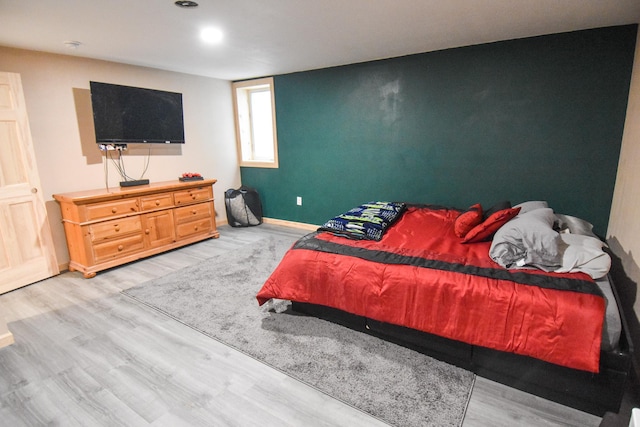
53, 179, 219, 278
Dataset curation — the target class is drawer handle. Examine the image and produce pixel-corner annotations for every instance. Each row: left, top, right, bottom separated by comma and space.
145, 229, 150, 235
155, 200, 160, 206
194, 225, 199, 231
114, 226, 120, 232
112, 207, 118, 213
191, 210, 197, 215
117, 245, 124, 251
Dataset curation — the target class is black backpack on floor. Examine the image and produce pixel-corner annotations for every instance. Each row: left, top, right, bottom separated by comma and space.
224, 186, 263, 227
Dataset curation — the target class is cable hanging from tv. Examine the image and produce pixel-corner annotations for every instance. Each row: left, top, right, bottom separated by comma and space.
102, 145, 152, 188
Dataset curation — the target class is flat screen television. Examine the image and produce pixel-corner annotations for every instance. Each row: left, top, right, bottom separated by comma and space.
90, 81, 185, 144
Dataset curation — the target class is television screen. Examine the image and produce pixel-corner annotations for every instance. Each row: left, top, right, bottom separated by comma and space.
90, 81, 185, 143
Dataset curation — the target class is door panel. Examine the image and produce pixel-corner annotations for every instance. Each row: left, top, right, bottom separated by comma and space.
0, 121, 26, 185
0, 72, 58, 293
144, 210, 176, 248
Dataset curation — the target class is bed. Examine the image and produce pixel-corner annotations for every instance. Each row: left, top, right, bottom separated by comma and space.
256, 201, 632, 416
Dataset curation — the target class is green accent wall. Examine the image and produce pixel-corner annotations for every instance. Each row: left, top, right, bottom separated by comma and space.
241, 25, 637, 235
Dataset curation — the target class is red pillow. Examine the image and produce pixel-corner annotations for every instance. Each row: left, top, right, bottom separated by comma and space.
454, 204, 483, 237
462, 207, 521, 243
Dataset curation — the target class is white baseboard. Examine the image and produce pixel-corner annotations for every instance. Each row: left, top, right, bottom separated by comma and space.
0, 331, 14, 348
0, 314, 14, 348
262, 217, 319, 231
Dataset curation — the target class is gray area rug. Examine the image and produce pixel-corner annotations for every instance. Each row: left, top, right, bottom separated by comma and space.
123, 234, 475, 426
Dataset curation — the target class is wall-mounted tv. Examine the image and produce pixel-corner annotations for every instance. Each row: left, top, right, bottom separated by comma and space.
90, 81, 185, 144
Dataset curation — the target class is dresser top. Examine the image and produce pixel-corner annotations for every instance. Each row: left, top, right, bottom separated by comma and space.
53, 179, 217, 204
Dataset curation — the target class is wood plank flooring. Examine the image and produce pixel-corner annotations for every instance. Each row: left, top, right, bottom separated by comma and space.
0, 224, 605, 426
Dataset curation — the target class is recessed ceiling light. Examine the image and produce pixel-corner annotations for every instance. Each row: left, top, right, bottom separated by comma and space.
175, 1, 198, 7
200, 27, 224, 44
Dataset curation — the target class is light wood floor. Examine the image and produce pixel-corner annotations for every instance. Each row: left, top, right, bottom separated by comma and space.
0, 224, 605, 426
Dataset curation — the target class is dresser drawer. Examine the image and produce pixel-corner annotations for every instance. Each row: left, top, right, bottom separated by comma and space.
174, 202, 212, 224
92, 234, 145, 262
89, 217, 142, 242
174, 187, 212, 206
86, 199, 139, 221
176, 218, 213, 239
140, 193, 174, 211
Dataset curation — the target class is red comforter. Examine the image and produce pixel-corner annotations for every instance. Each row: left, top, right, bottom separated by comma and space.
256, 206, 605, 372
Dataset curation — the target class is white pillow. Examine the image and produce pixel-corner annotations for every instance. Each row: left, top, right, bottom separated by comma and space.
555, 233, 611, 279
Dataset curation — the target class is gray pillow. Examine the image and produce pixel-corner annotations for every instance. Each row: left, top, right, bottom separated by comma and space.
513, 200, 548, 214
554, 213, 599, 239
490, 208, 565, 270
555, 233, 610, 279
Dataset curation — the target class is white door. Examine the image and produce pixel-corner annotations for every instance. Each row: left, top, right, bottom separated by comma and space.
0, 72, 58, 293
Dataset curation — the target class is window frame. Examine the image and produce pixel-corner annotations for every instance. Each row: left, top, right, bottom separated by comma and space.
232, 77, 279, 168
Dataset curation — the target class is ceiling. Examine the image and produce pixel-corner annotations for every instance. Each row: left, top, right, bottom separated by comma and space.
1, 0, 639, 81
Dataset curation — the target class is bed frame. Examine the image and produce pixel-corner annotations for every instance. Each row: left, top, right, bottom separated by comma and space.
291, 273, 633, 417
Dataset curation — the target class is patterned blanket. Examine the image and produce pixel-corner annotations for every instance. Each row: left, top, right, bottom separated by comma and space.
318, 201, 407, 241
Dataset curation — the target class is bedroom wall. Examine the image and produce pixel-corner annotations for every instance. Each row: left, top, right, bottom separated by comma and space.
240, 25, 637, 236
0, 47, 239, 267
607, 27, 640, 363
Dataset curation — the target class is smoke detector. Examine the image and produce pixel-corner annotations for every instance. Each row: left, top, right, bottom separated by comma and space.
63, 41, 82, 49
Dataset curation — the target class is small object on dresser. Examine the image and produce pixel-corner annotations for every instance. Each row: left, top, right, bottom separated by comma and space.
120, 179, 150, 187
179, 172, 204, 181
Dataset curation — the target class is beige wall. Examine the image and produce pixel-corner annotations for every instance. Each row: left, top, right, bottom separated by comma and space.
0, 46, 240, 267
608, 30, 640, 315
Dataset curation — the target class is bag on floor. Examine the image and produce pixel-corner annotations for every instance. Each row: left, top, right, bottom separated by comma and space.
224, 186, 263, 227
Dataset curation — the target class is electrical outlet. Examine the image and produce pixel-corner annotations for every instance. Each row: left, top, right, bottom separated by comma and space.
296, 196, 302, 206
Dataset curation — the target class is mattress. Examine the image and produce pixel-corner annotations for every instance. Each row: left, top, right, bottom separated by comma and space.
598, 275, 622, 351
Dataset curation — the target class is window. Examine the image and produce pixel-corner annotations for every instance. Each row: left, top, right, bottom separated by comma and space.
232, 77, 278, 168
